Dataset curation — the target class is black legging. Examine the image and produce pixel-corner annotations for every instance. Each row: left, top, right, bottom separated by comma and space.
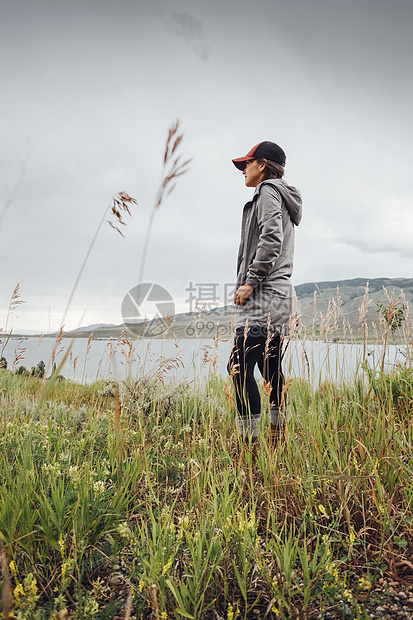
227, 327, 284, 418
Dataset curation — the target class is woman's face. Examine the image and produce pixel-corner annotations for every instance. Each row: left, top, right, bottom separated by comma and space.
243, 159, 266, 187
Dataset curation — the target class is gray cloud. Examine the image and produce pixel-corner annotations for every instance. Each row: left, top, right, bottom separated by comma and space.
337, 237, 413, 259
169, 12, 211, 61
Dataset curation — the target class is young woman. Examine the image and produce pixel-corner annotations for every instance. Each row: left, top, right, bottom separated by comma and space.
228, 141, 302, 442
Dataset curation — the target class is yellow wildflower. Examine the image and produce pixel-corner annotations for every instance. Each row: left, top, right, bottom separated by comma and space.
138, 579, 145, 593
358, 576, 371, 590
318, 504, 329, 518
161, 559, 172, 576
9, 560, 16, 576
161, 613, 168, 620
14, 582, 24, 604
325, 561, 339, 583
343, 588, 353, 602
58, 534, 65, 557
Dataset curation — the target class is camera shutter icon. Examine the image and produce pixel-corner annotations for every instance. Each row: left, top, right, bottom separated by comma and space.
121, 283, 175, 335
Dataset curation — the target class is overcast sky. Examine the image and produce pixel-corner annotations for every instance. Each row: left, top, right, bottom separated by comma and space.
1, 0, 413, 332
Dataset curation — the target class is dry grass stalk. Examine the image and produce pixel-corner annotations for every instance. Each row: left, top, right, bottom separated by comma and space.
156, 120, 192, 209
105, 337, 115, 374
139, 119, 191, 284
212, 336, 226, 374
3, 283, 25, 341
173, 334, 183, 357
107, 192, 137, 236
61, 190, 137, 327
81, 332, 94, 381
162, 313, 175, 334
358, 281, 371, 364
404, 300, 411, 345
201, 344, 213, 365
51, 326, 65, 369
72, 355, 79, 378
342, 317, 347, 341
120, 334, 133, 367
262, 378, 272, 401
96, 337, 115, 379
371, 319, 379, 345
154, 355, 184, 386
333, 286, 342, 333
318, 313, 324, 341
280, 377, 293, 409
86, 332, 93, 355
312, 289, 317, 338
223, 379, 234, 407
318, 300, 334, 341
325, 300, 334, 339
289, 292, 301, 335
12, 337, 26, 372
301, 339, 311, 381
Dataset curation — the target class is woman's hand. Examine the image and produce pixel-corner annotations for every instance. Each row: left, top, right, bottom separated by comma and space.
233, 284, 253, 306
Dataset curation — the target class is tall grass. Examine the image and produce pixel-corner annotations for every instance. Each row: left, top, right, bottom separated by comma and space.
0, 296, 413, 619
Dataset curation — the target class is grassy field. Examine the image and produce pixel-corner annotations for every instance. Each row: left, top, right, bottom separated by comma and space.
2, 120, 412, 619
1, 312, 413, 620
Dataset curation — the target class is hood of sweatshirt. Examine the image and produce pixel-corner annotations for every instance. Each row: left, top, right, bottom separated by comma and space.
254, 178, 302, 226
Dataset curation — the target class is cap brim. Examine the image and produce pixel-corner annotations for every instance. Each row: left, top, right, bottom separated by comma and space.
231, 156, 254, 171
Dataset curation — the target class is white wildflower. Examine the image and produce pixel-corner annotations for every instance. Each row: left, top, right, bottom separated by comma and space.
93, 480, 105, 495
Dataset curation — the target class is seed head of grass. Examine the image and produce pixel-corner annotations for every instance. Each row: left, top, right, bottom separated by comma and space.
155, 119, 192, 210
107, 191, 138, 236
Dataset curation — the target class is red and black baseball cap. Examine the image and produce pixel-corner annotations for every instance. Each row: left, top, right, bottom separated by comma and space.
232, 141, 286, 171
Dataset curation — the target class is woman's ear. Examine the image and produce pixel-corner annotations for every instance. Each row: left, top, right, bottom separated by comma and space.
258, 159, 267, 172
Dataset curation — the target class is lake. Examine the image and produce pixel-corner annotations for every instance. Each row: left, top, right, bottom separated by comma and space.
2, 334, 408, 385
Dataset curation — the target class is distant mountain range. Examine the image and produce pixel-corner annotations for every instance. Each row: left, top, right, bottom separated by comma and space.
35, 277, 411, 343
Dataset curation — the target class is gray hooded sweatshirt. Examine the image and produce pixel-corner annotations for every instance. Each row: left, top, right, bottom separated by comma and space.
235, 178, 302, 333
